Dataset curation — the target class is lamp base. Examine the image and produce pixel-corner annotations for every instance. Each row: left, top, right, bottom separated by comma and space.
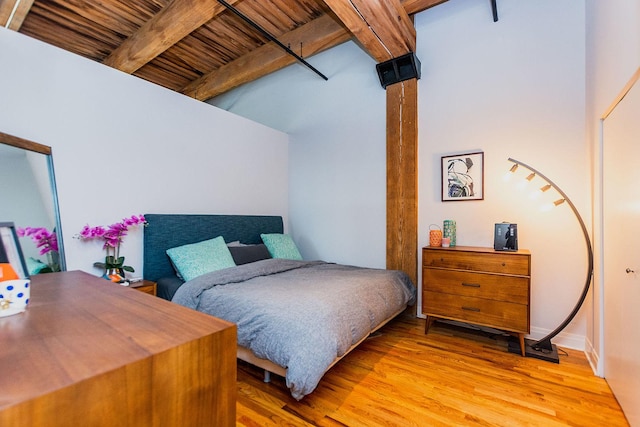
508, 338, 559, 363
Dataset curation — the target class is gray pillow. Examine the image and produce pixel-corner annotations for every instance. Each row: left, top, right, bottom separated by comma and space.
228, 244, 272, 265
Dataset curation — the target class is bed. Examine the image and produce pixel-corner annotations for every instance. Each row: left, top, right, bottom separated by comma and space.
143, 214, 415, 400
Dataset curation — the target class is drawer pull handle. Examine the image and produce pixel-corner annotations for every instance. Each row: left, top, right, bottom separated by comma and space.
462, 282, 480, 288
462, 306, 480, 312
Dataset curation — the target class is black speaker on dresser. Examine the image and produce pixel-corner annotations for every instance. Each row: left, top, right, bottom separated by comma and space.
376, 52, 421, 89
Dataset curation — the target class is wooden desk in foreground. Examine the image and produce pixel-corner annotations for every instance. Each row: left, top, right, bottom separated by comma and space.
0, 271, 236, 427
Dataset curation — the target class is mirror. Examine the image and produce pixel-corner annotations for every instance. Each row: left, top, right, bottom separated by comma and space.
0, 131, 66, 274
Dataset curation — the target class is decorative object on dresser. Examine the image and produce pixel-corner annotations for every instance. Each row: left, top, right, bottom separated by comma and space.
429, 224, 442, 247
0, 222, 30, 318
505, 158, 593, 363
0, 271, 236, 426
422, 246, 531, 356
494, 222, 518, 251
76, 214, 147, 283
443, 219, 456, 247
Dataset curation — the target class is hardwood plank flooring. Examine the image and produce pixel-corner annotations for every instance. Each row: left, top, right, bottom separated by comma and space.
236, 313, 628, 426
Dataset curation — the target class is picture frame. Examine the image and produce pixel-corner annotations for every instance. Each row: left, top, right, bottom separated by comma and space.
0, 222, 28, 280
441, 152, 484, 201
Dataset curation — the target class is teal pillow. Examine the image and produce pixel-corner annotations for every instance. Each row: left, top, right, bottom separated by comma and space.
26, 257, 48, 275
166, 236, 236, 281
260, 233, 303, 260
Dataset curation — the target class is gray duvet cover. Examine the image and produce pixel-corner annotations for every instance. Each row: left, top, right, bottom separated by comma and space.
172, 259, 415, 400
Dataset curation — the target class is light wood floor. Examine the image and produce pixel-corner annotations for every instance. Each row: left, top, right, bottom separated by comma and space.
236, 313, 628, 426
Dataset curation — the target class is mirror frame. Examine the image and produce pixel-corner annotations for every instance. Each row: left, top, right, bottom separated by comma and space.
0, 131, 66, 271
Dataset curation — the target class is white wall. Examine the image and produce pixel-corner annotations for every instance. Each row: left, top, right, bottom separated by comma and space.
212, 41, 386, 268
417, 0, 587, 348
0, 27, 289, 277
585, 0, 640, 373
210, 0, 589, 349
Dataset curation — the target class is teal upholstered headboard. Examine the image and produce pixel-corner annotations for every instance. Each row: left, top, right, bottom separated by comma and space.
143, 214, 283, 282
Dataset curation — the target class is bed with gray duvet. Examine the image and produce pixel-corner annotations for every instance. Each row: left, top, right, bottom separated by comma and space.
143, 214, 415, 400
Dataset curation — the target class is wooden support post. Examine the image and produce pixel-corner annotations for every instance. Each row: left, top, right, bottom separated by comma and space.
386, 78, 418, 287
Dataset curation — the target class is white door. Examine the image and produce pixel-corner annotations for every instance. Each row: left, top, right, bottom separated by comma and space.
603, 72, 640, 426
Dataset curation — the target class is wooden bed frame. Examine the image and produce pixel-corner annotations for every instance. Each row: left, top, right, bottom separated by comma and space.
143, 213, 408, 383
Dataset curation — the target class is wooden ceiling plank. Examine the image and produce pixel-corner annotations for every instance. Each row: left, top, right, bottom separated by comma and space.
243, 1, 295, 33
0, 0, 35, 30
103, 0, 241, 74
170, 36, 227, 71
135, 57, 196, 91
0, 0, 10, 16
0, 0, 17, 26
21, 3, 124, 57
229, 3, 286, 40
182, 13, 351, 100
269, 0, 322, 24
207, 14, 264, 51
42, 0, 157, 36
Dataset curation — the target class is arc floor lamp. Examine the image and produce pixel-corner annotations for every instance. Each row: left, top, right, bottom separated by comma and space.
505, 158, 594, 363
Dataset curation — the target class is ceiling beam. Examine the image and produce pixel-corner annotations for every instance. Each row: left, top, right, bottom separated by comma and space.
182, 14, 350, 100
402, 0, 449, 15
103, 0, 445, 78
0, 0, 34, 30
182, 0, 447, 101
322, 0, 416, 62
103, 0, 241, 73
106, 0, 447, 99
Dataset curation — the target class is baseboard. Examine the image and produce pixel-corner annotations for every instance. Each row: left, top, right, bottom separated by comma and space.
528, 326, 585, 351
416, 316, 587, 351
584, 336, 602, 377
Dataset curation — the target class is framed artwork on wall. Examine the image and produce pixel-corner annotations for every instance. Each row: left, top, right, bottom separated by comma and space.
441, 152, 484, 201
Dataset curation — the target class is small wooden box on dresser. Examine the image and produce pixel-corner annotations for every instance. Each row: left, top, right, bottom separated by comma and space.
130, 279, 157, 296
422, 246, 531, 356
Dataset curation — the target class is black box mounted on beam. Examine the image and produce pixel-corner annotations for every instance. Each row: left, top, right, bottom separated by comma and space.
376, 52, 421, 89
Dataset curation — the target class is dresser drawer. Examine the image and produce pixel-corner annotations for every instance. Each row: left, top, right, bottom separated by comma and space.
423, 268, 529, 304
423, 291, 529, 333
423, 248, 530, 276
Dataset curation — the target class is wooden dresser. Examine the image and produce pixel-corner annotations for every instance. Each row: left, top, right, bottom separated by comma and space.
422, 246, 531, 356
0, 271, 237, 426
